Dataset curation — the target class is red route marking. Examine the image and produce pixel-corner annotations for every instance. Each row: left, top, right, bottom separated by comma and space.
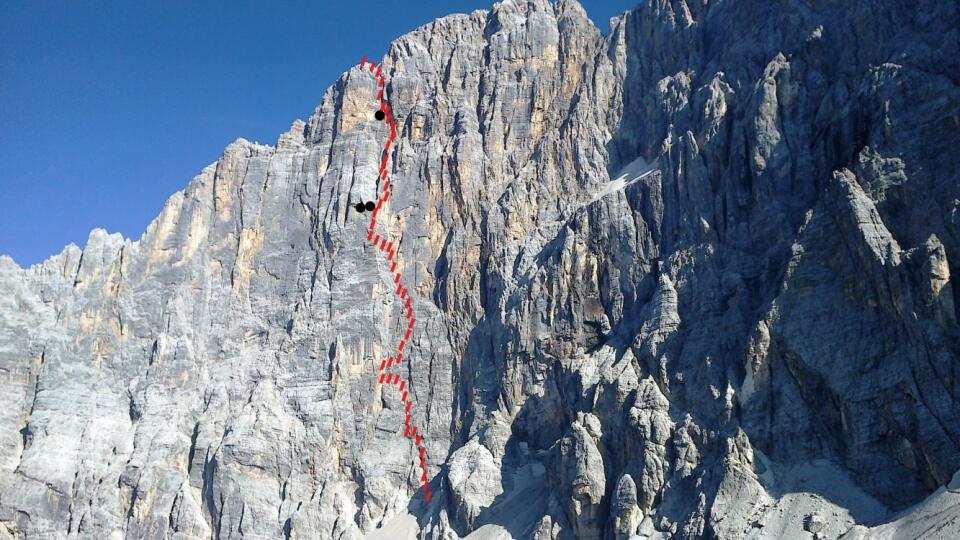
357, 57, 433, 502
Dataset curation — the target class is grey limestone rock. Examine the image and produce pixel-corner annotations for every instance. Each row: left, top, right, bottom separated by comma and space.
1, 0, 960, 538
610, 474, 641, 540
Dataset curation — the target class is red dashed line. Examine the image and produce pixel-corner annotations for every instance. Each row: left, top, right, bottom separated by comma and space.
361, 56, 433, 503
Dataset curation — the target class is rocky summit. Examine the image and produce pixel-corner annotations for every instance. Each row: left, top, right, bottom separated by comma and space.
2, 0, 960, 538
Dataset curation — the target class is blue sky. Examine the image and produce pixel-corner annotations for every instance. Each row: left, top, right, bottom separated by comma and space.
0, 1, 633, 267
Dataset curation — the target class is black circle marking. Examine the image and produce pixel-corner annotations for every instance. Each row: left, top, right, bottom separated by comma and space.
365, 201, 375, 212
355, 202, 366, 213
374, 110, 385, 121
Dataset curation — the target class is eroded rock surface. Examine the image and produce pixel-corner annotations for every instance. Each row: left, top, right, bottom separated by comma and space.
1, 0, 959, 538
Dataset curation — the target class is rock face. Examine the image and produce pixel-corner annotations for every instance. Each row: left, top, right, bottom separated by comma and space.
1, 0, 959, 538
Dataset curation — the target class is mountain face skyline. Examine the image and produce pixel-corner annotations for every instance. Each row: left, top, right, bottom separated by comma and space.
2, 0, 959, 538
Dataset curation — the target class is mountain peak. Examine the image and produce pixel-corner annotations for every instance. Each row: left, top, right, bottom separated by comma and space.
1, 1, 959, 538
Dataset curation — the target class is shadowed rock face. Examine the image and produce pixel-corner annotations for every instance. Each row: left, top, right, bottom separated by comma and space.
1, 0, 959, 538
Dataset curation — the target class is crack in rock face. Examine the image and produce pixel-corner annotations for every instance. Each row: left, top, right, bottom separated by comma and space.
1, 0, 960, 538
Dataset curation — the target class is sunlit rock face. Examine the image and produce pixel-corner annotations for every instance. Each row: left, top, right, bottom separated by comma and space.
1, 0, 959, 538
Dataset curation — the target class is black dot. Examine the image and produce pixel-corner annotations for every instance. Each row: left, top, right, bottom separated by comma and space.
355, 202, 365, 213
365, 201, 375, 211
374, 110, 385, 121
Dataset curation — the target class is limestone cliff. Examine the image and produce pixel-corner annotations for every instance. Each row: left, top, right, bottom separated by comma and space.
1, 0, 959, 538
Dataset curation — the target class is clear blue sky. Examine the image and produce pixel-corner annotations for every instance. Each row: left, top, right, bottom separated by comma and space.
0, 1, 633, 267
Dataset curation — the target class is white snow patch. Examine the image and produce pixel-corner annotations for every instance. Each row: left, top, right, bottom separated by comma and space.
592, 156, 659, 202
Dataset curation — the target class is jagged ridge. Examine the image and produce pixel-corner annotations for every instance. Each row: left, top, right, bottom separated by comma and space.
1, 0, 959, 538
